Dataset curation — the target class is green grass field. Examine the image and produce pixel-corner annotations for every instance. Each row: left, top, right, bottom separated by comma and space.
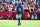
0, 20, 40, 27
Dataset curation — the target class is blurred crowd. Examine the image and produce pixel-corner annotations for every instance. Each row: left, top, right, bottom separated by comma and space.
0, 0, 40, 12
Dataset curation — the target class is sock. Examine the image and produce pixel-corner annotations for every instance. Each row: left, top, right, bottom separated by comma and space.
18, 18, 21, 24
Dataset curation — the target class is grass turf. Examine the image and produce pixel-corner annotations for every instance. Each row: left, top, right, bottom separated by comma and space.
0, 20, 40, 27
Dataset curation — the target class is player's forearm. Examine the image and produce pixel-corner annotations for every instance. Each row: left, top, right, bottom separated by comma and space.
15, 8, 17, 12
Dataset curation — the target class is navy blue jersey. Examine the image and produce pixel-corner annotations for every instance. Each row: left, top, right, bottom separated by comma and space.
17, 5, 23, 14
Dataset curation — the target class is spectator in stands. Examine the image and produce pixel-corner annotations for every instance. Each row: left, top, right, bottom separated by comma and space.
8, 4, 13, 12
0, 4, 3, 12
0, 0, 39, 12
3, 0, 5, 3
12, 0, 15, 5
0, 0, 2, 4
13, 5, 16, 11
4, 6, 8, 11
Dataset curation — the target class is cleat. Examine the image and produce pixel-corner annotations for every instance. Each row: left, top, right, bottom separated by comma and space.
19, 23, 21, 25
18, 24, 20, 26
